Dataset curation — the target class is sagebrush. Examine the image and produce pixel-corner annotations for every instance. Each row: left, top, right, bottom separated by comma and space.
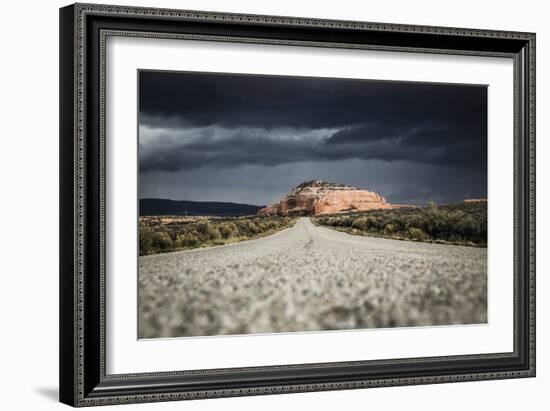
313, 202, 487, 246
140, 215, 296, 255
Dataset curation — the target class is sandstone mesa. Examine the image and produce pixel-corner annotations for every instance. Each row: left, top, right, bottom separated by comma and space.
258, 180, 410, 216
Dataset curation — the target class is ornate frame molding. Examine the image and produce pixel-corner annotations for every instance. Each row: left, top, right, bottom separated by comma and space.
60, 3, 535, 407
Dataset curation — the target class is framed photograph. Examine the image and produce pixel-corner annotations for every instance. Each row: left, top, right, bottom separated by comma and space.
59, 3, 535, 407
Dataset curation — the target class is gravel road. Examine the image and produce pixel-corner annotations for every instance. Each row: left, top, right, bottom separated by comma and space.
139, 217, 487, 338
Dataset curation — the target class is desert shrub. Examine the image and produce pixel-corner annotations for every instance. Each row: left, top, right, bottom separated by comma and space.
194, 222, 213, 241
262, 220, 275, 230
219, 223, 237, 239
140, 228, 173, 254
365, 216, 376, 231
383, 223, 396, 235
314, 202, 487, 246
352, 216, 368, 230
327, 217, 340, 226
139, 228, 155, 254
175, 233, 200, 248
153, 231, 173, 251
207, 227, 221, 240
139, 215, 297, 254
407, 227, 429, 241
174, 233, 186, 247
236, 219, 257, 234
186, 238, 200, 247
329, 216, 345, 227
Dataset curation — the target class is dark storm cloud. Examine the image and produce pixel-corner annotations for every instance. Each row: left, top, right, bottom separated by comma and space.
139, 71, 487, 173
140, 71, 486, 130
138, 70, 487, 204
325, 123, 485, 166
139, 122, 485, 173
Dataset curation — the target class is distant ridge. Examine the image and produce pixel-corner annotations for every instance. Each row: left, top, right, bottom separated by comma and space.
140, 198, 264, 217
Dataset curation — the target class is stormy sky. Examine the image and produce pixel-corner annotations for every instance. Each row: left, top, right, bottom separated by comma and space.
139, 70, 487, 206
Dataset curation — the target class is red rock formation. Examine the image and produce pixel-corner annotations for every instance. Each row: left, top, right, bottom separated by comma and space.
258, 180, 402, 216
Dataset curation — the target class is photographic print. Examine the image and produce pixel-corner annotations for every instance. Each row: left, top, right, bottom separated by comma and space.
138, 71, 488, 339
60, 6, 535, 404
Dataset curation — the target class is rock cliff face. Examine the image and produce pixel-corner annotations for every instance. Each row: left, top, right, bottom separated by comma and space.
258, 180, 397, 216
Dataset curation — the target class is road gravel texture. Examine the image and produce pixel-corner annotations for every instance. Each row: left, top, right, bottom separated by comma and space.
139, 218, 487, 338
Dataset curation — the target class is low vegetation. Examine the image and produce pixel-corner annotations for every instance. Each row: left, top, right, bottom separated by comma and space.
313, 202, 487, 247
139, 215, 296, 255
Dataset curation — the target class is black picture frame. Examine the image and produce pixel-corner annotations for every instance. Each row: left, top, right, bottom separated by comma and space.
59, 3, 536, 407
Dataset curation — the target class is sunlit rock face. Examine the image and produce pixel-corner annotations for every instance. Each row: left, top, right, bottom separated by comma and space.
258, 180, 397, 216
